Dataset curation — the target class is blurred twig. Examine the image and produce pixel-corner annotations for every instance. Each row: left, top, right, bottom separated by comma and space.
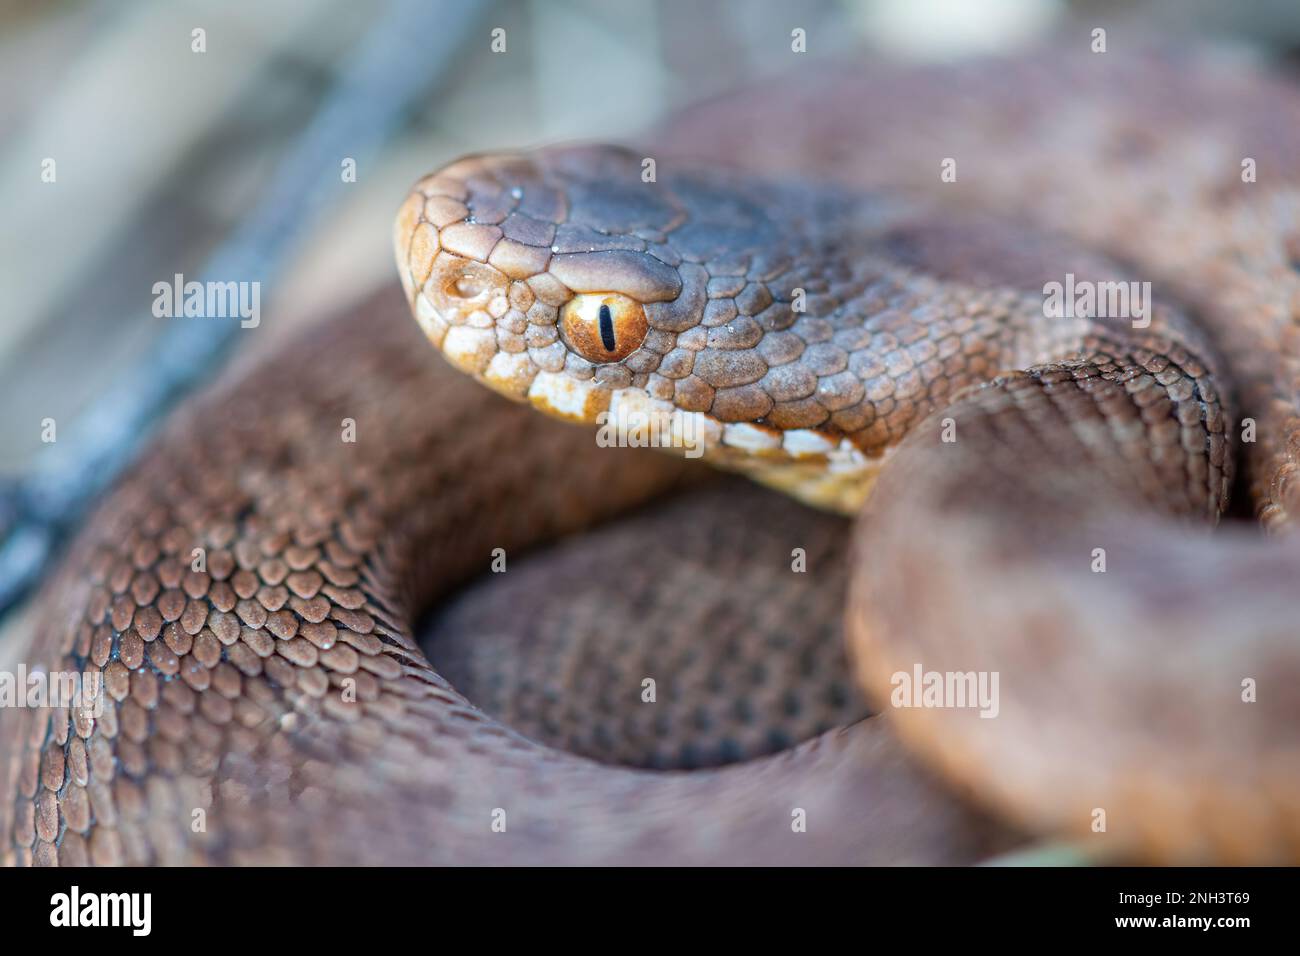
0, 0, 494, 619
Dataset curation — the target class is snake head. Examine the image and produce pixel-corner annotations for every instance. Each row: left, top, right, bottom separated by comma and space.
394, 146, 693, 416
395, 144, 891, 512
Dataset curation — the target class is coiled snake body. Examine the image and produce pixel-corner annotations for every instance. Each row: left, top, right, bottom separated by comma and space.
4, 49, 1300, 865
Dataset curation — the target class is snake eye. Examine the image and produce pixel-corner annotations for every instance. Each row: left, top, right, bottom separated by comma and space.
560, 293, 648, 364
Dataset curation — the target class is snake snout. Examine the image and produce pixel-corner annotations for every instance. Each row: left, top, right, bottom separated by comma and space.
394, 153, 550, 398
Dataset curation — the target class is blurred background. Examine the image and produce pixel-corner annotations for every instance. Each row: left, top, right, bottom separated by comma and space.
1, 0, 1299, 637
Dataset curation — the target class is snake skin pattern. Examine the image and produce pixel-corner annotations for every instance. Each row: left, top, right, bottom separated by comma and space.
4, 48, 1299, 864
0, 286, 1014, 865
430, 479, 866, 770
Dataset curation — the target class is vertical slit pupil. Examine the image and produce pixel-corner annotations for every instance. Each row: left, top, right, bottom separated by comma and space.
598, 303, 617, 352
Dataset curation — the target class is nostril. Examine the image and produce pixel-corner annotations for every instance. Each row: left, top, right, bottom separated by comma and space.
450, 273, 488, 298
432, 258, 505, 312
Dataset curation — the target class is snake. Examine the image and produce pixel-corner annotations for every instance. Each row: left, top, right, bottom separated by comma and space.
4, 46, 1300, 865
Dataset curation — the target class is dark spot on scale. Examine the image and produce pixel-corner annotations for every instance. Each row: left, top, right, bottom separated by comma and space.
692, 706, 713, 731
765, 728, 792, 752
598, 303, 616, 352
1285, 233, 1300, 275
715, 739, 743, 764
677, 743, 701, 769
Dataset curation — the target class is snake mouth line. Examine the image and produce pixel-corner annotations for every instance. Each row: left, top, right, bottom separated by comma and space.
518, 370, 881, 513
435, 336, 884, 515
